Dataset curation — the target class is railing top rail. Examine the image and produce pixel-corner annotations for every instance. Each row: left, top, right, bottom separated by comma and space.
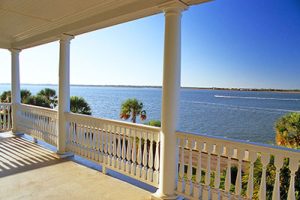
19, 103, 57, 114
177, 131, 300, 157
0, 103, 12, 106
65, 112, 161, 133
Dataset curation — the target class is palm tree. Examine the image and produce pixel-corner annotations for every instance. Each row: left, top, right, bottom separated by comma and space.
23, 95, 51, 108
120, 98, 146, 123
21, 89, 32, 102
1, 89, 92, 115
275, 112, 300, 148
70, 96, 91, 115
0, 91, 11, 103
37, 88, 57, 108
1, 89, 32, 103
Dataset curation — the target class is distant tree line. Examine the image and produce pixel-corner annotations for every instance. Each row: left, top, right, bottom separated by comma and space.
193, 87, 300, 93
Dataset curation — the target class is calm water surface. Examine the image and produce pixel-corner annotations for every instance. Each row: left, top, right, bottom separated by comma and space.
1, 84, 300, 144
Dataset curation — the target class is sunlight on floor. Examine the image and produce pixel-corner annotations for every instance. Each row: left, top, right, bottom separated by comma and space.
0, 133, 151, 200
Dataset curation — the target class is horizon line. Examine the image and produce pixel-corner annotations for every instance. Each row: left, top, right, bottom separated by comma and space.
0, 83, 299, 91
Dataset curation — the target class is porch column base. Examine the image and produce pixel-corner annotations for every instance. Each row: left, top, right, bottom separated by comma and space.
150, 190, 183, 200
55, 151, 74, 159
10, 131, 24, 137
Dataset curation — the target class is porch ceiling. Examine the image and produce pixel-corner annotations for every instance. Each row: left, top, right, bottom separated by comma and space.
0, 0, 210, 50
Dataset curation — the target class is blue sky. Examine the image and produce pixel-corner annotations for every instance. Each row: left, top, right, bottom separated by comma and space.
0, 0, 299, 89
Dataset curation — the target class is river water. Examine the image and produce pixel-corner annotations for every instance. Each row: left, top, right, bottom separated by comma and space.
1, 84, 300, 144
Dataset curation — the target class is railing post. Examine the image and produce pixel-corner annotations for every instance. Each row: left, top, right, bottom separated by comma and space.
10, 48, 21, 134
57, 34, 74, 156
152, 1, 187, 199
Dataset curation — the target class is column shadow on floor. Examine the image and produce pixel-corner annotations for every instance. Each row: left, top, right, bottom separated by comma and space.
0, 136, 67, 178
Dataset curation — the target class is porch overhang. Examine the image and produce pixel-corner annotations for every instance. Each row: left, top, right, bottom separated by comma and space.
0, 0, 211, 50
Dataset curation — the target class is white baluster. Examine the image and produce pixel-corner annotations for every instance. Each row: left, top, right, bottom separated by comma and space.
0, 105, 5, 130
3, 106, 7, 130
7, 106, 10, 130
46, 115, 49, 136
6, 105, 8, 130
203, 142, 213, 200
212, 144, 223, 200
79, 123, 84, 156
103, 124, 108, 164
8, 105, 11, 130
185, 138, 194, 196
84, 125, 89, 158
0, 106, 2, 130
98, 122, 103, 162
117, 126, 122, 169
51, 117, 54, 145
121, 127, 127, 171
193, 140, 203, 200
131, 129, 137, 175
7, 105, 9, 130
147, 132, 154, 182
87, 125, 92, 159
98, 124, 103, 163
108, 125, 113, 166
87, 124, 92, 154
82, 124, 86, 157
93, 122, 99, 162
224, 147, 234, 200
76, 122, 80, 154
259, 153, 270, 200
287, 158, 299, 200
246, 150, 257, 199
272, 155, 284, 200
78, 123, 82, 156
106, 124, 111, 165
94, 124, 99, 162
153, 133, 160, 185
1, 106, 4, 130
235, 148, 245, 198
142, 132, 148, 180
91, 123, 96, 161
41, 113, 44, 133
100, 123, 107, 173
0, 106, 3, 130
136, 130, 142, 178
177, 136, 185, 193
83, 124, 88, 158
126, 129, 132, 174
75, 122, 80, 154
112, 125, 117, 168
68, 122, 73, 152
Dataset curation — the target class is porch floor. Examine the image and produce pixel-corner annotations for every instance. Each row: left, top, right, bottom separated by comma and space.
0, 132, 151, 200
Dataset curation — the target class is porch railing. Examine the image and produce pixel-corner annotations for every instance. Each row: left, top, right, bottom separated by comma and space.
176, 131, 300, 200
16, 104, 58, 146
8, 103, 300, 199
65, 112, 161, 187
0, 103, 12, 131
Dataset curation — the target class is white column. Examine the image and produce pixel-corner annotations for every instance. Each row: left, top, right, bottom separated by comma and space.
10, 49, 21, 134
152, 2, 187, 199
57, 34, 74, 154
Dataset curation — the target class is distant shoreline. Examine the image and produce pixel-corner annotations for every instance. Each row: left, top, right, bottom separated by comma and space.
0, 83, 299, 93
